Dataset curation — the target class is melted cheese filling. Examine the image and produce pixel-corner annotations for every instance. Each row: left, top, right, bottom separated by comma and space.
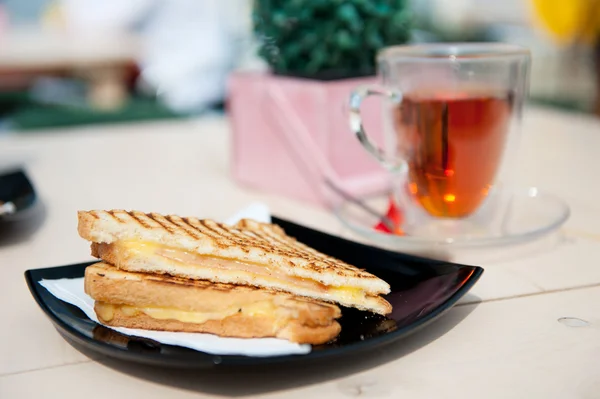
96, 300, 280, 324
114, 241, 366, 303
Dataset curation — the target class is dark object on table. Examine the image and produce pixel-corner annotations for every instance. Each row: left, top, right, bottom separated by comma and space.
253, 0, 412, 80
25, 215, 482, 369
0, 169, 38, 221
0, 169, 44, 243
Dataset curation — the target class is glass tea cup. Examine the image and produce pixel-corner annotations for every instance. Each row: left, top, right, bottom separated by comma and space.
348, 43, 531, 239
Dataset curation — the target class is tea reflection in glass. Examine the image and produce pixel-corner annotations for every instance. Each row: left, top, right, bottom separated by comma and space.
393, 90, 512, 218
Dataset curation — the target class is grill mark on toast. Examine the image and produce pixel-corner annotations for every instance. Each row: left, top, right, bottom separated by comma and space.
248, 229, 280, 245
148, 213, 178, 234
203, 220, 273, 253
281, 239, 333, 265
229, 228, 296, 257
263, 234, 324, 260
167, 216, 203, 240
178, 217, 207, 238
225, 222, 301, 255
239, 231, 272, 249
224, 229, 266, 254
221, 232, 271, 252
186, 217, 219, 240
233, 220, 311, 260
183, 218, 214, 237
127, 211, 155, 229
206, 220, 245, 238
106, 210, 129, 224
186, 218, 230, 243
265, 238, 322, 270
209, 221, 256, 243
251, 227, 324, 265
197, 219, 251, 250
237, 230, 259, 240
256, 224, 322, 257
250, 230, 292, 251
255, 228, 300, 251
252, 222, 367, 274
199, 220, 228, 238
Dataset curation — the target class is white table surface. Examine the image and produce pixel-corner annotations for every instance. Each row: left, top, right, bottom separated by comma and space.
0, 107, 599, 398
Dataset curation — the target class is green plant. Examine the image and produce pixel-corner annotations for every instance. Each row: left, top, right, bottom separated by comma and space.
253, 0, 412, 79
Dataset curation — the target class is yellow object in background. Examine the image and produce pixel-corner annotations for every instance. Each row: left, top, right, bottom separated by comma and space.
530, 0, 600, 45
41, 1, 66, 29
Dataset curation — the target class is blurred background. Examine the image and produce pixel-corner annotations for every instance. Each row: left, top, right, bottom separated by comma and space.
0, 0, 598, 133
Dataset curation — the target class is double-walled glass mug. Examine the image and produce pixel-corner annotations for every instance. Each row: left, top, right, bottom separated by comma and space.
349, 43, 531, 239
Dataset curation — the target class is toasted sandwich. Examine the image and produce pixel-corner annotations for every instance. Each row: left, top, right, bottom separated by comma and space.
85, 262, 341, 344
78, 210, 392, 315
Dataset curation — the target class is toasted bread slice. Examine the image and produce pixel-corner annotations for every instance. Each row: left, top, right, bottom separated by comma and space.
78, 210, 392, 315
85, 262, 341, 344
93, 303, 341, 344
91, 242, 391, 315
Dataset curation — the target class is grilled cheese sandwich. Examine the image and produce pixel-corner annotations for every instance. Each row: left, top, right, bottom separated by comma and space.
78, 210, 392, 315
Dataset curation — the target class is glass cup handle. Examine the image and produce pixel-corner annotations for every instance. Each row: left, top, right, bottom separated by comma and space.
349, 85, 403, 172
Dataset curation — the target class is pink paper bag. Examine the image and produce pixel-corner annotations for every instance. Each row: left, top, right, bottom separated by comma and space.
228, 71, 390, 207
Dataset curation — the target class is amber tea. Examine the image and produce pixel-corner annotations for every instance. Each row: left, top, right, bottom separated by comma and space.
392, 91, 512, 218
350, 43, 529, 236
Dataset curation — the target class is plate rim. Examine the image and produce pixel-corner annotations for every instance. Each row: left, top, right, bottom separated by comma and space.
25, 217, 484, 368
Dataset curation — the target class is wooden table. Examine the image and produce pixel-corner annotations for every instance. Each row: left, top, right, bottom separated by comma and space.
1, 107, 599, 398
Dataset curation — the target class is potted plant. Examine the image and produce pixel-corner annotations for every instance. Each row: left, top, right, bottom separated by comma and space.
228, 0, 412, 206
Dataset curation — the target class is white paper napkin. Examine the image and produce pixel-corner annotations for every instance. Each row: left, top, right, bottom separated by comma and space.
39, 203, 311, 357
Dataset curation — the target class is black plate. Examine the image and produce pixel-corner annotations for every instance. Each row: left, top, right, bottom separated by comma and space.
25, 216, 483, 369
